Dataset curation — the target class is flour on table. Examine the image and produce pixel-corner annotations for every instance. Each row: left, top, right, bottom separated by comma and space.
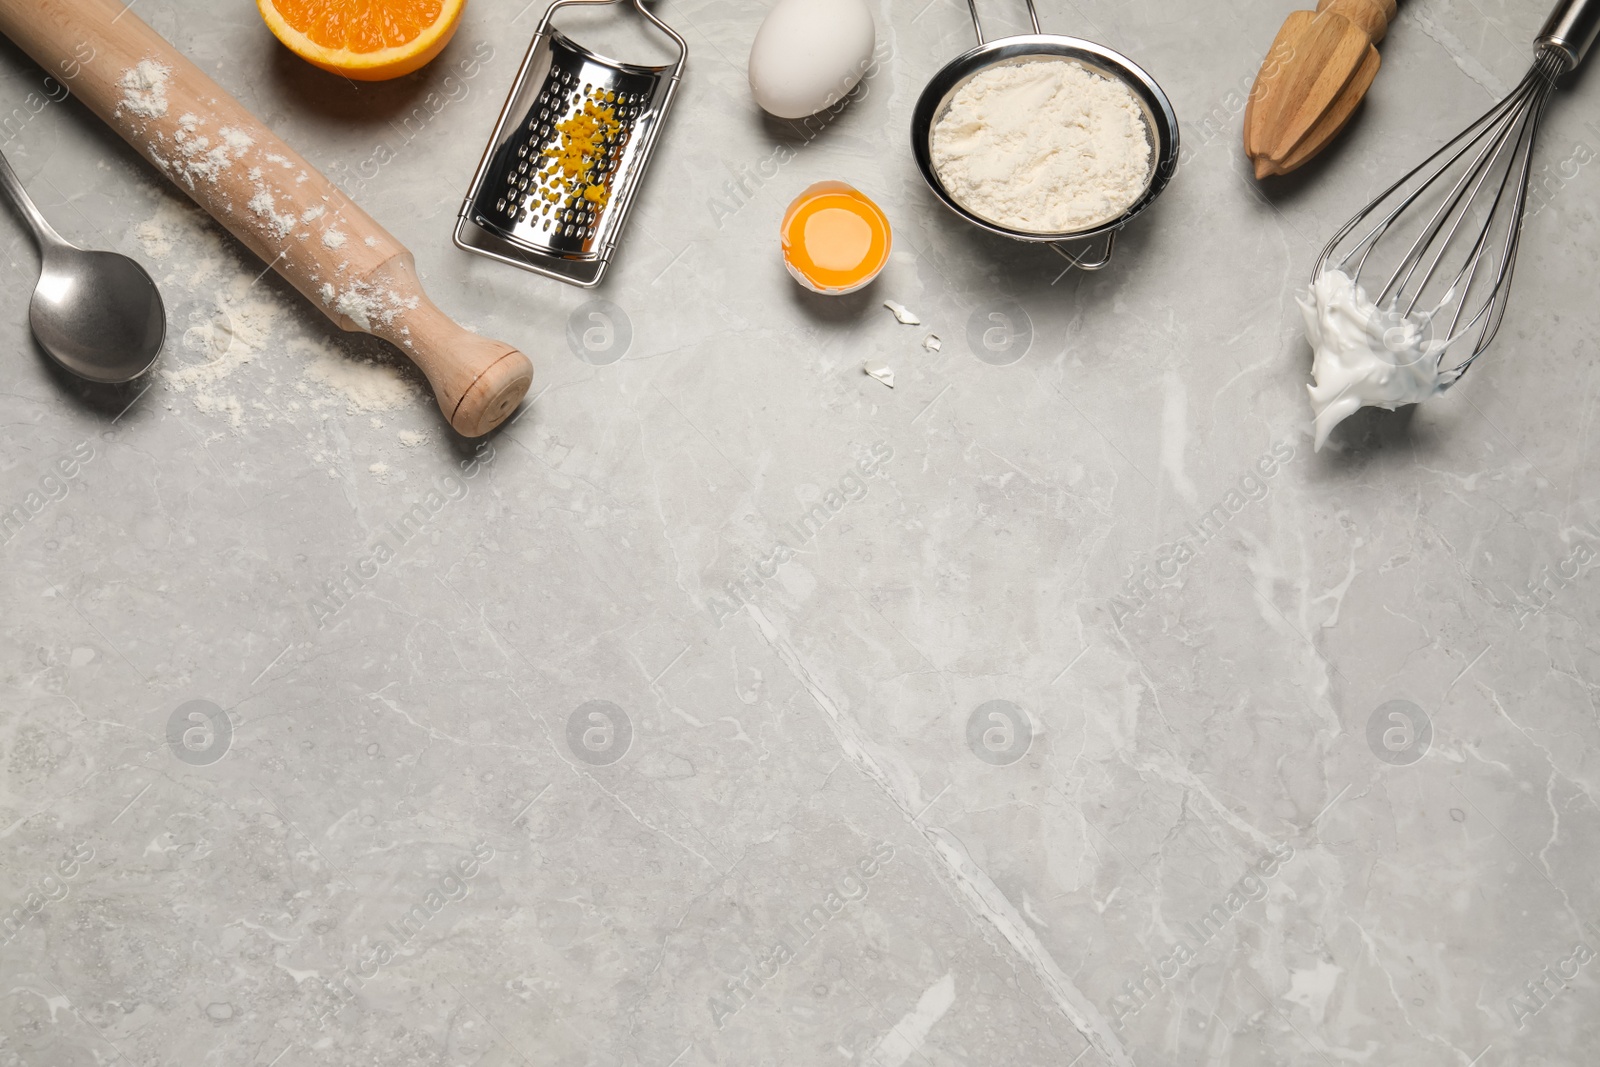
133, 199, 226, 286
298, 339, 419, 414
931, 58, 1151, 233
165, 276, 287, 428
192, 394, 245, 428
133, 197, 424, 433
118, 60, 172, 119
134, 216, 174, 258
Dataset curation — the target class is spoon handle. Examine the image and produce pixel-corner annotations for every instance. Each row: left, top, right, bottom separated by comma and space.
0, 147, 67, 250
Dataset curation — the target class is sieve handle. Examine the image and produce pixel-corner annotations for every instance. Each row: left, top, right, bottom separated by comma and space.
1049, 231, 1116, 272
1538, 0, 1600, 68
966, 0, 1041, 45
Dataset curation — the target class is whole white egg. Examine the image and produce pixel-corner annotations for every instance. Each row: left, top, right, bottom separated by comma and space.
748, 0, 876, 120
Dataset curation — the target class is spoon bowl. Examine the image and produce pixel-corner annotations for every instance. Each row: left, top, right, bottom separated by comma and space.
33, 245, 166, 383
1, 147, 166, 384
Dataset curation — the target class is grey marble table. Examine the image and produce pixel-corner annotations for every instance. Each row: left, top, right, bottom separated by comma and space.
2, 0, 1598, 1064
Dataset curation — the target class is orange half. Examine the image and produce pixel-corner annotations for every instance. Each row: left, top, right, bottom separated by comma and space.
782, 182, 892, 295
257, 0, 467, 81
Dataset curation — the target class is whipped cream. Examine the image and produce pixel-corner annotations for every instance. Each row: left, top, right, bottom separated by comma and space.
1298, 268, 1460, 451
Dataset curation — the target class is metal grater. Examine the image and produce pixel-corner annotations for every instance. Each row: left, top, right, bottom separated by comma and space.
454, 0, 686, 288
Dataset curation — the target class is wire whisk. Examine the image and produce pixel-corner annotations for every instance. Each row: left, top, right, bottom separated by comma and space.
1313, 0, 1600, 376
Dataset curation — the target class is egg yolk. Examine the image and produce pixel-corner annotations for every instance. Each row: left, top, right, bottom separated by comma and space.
804, 208, 874, 271
781, 182, 891, 294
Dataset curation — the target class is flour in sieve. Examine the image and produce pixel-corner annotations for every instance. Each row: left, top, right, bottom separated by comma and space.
930, 58, 1151, 234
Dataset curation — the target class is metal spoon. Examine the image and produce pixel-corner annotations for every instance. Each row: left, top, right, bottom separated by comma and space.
0, 148, 164, 383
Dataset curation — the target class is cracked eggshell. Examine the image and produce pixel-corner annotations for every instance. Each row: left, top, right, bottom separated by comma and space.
748, 0, 876, 120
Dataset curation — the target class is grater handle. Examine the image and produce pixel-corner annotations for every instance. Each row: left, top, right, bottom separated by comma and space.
630, 0, 689, 62
539, 0, 687, 62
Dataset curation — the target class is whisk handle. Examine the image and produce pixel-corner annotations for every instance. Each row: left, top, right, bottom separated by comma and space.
1538, 0, 1600, 68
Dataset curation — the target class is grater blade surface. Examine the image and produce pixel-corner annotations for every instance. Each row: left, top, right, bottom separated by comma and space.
457, 6, 685, 288
474, 33, 662, 259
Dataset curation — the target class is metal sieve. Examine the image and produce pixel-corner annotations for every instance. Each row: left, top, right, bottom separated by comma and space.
911, 0, 1179, 271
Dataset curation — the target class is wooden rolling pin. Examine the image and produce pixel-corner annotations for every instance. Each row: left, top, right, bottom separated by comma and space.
1244, 0, 1397, 179
0, 0, 532, 437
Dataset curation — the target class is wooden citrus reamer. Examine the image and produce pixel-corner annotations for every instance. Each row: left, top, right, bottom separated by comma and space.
0, 0, 533, 437
1244, 0, 1397, 179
